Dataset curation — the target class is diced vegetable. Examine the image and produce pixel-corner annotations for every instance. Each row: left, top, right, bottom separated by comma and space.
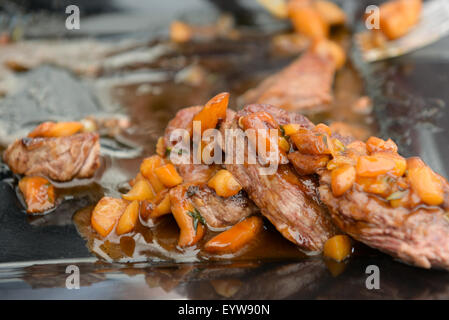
18, 176, 55, 213
204, 216, 263, 254
278, 136, 290, 152
91, 197, 128, 237
116, 200, 139, 235
314, 123, 332, 136
314, 0, 346, 26
170, 186, 205, 247
323, 235, 352, 261
311, 39, 346, 69
408, 165, 444, 206
154, 164, 183, 188
207, 169, 242, 198
366, 136, 398, 154
373, 152, 407, 177
170, 21, 192, 43
356, 155, 396, 177
129, 172, 145, 187
140, 155, 165, 193
331, 165, 356, 197
288, 151, 329, 175
148, 190, 172, 219
406, 156, 425, 170
122, 179, 155, 201
356, 176, 392, 197
28, 121, 83, 138
326, 155, 356, 171
281, 123, 301, 136
379, 0, 422, 40
288, 0, 329, 39
191, 92, 229, 135
156, 137, 166, 157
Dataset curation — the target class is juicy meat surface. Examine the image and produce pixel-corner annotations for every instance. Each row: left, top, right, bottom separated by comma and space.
164, 106, 258, 229
242, 52, 335, 113
3, 132, 100, 181
221, 104, 338, 251
319, 170, 449, 270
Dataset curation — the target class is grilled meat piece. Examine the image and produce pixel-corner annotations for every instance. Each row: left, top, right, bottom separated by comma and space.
319, 170, 449, 270
221, 104, 338, 251
164, 106, 258, 229
242, 52, 335, 113
3, 132, 100, 181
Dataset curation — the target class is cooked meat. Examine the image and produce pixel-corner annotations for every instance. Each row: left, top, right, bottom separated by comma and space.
3, 132, 100, 181
164, 106, 258, 229
319, 171, 449, 270
221, 104, 338, 251
242, 52, 335, 113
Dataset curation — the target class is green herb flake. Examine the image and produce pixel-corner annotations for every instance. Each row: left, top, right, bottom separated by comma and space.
187, 208, 206, 233
279, 125, 285, 137
165, 147, 172, 157
386, 190, 407, 201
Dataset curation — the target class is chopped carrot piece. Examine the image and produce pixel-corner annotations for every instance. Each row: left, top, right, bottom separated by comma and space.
326, 155, 356, 171
282, 123, 301, 136
356, 175, 392, 197
288, 0, 329, 39
366, 136, 398, 154
91, 197, 128, 237
204, 216, 263, 254
145, 189, 172, 219
356, 155, 396, 177
154, 164, 183, 188
170, 186, 205, 247
122, 179, 155, 201
408, 165, 444, 206
208, 169, 242, 198
406, 157, 426, 170
28, 121, 83, 138
18, 176, 55, 213
323, 235, 352, 262
331, 165, 356, 197
373, 152, 407, 177
278, 136, 290, 152
116, 200, 139, 235
379, 0, 422, 40
191, 92, 229, 135
140, 155, 165, 193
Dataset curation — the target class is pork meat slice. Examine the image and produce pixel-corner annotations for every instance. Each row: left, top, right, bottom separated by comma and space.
163, 106, 258, 229
221, 104, 338, 251
319, 170, 449, 270
3, 132, 100, 181
242, 52, 335, 113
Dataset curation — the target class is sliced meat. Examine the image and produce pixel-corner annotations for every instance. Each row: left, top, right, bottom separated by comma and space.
221, 104, 338, 251
3, 132, 100, 181
242, 52, 335, 113
163, 106, 258, 229
319, 170, 449, 270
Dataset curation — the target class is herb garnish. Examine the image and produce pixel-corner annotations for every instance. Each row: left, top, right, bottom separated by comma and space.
386, 190, 407, 201
187, 208, 206, 233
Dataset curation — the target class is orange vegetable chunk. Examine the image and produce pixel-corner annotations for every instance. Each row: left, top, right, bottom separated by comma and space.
28, 121, 83, 138
204, 216, 263, 254
331, 165, 356, 197
18, 176, 55, 213
122, 179, 155, 201
207, 169, 242, 198
91, 197, 128, 237
154, 164, 183, 188
288, 0, 329, 39
323, 235, 352, 262
379, 0, 422, 40
408, 165, 444, 206
191, 92, 229, 135
356, 155, 396, 177
116, 200, 140, 235
140, 155, 165, 193
366, 136, 398, 154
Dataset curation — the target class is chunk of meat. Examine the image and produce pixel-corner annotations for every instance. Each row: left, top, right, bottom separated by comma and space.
319, 171, 449, 270
242, 52, 335, 113
221, 104, 338, 251
3, 132, 100, 181
163, 106, 258, 229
